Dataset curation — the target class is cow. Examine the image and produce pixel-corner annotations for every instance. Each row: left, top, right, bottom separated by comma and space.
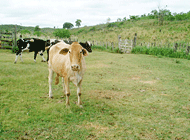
46, 40, 92, 62
14, 38, 50, 63
48, 41, 88, 107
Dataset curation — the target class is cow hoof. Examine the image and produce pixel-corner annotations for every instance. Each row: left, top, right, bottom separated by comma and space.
14, 62, 16, 64
41, 60, 46, 62
49, 95, 53, 99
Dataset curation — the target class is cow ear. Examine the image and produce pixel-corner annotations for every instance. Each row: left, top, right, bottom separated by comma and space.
59, 48, 69, 55
82, 48, 88, 56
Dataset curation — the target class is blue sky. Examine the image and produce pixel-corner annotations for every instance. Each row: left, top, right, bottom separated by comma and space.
0, 0, 189, 28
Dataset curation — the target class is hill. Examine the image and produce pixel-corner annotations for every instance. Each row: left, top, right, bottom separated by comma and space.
1, 10, 190, 45
70, 19, 190, 45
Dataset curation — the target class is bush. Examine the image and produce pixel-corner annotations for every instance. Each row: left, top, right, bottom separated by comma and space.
33, 31, 42, 37
107, 22, 118, 28
12, 47, 19, 53
53, 29, 70, 38
77, 29, 86, 34
89, 27, 96, 32
132, 46, 190, 60
20, 29, 31, 35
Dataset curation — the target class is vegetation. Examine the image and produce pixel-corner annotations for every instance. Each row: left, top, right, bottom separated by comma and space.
63, 22, 74, 29
132, 46, 190, 60
0, 49, 190, 139
0, 9, 189, 44
53, 28, 70, 38
75, 19, 82, 28
20, 29, 31, 35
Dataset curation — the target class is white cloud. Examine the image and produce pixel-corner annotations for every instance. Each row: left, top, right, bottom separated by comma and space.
0, 0, 189, 28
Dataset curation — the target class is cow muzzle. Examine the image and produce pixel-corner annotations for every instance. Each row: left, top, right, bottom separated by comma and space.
71, 64, 80, 71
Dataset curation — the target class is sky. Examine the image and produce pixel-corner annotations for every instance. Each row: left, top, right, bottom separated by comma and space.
0, 0, 189, 28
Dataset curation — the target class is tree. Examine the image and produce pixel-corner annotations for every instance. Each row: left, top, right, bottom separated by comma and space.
63, 22, 74, 29
33, 31, 42, 37
34, 25, 40, 32
53, 29, 70, 38
107, 17, 111, 23
75, 19, 82, 28
123, 17, 127, 21
20, 29, 31, 34
117, 18, 122, 22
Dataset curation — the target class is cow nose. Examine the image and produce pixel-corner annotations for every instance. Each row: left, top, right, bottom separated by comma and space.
71, 65, 80, 71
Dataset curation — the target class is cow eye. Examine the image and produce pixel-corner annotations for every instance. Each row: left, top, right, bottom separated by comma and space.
69, 51, 71, 53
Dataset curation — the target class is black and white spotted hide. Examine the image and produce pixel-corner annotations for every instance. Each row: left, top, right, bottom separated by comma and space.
14, 38, 49, 63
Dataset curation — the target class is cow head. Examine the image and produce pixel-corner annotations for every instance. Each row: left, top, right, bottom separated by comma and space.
17, 39, 29, 49
59, 42, 88, 71
79, 41, 92, 53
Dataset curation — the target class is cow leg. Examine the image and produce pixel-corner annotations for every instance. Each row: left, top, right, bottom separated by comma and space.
62, 77, 65, 93
14, 54, 19, 64
14, 51, 21, 64
34, 51, 38, 63
77, 81, 83, 107
19, 53, 23, 62
40, 51, 46, 62
49, 68, 54, 98
64, 77, 70, 106
46, 48, 49, 62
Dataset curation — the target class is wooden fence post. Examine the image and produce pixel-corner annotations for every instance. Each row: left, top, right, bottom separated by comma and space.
133, 33, 137, 48
174, 43, 178, 52
186, 43, 190, 55
111, 42, 114, 50
14, 25, 17, 48
118, 35, 121, 49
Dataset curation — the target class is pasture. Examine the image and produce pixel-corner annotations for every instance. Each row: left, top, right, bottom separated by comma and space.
0, 49, 190, 139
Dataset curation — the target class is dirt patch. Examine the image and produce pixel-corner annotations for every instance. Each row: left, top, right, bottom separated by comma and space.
131, 76, 141, 80
140, 80, 156, 84
88, 90, 131, 100
87, 63, 110, 69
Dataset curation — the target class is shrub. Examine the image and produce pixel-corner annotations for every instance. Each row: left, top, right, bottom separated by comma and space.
89, 27, 96, 32
53, 29, 70, 38
12, 47, 19, 53
132, 46, 190, 60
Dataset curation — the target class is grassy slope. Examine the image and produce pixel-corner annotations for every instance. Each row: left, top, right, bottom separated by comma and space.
70, 19, 190, 44
1, 19, 190, 44
0, 50, 190, 139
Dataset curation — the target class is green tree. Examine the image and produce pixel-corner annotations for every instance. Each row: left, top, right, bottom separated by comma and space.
34, 25, 41, 32
123, 17, 127, 21
75, 19, 82, 28
20, 29, 31, 34
33, 31, 42, 37
53, 29, 70, 38
63, 22, 74, 29
107, 17, 111, 23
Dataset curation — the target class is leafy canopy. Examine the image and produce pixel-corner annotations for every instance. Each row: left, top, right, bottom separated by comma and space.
53, 28, 70, 38
63, 22, 74, 29
75, 19, 82, 28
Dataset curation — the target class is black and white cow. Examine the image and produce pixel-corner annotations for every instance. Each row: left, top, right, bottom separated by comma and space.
14, 38, 50, 63
46, 39, 92, 62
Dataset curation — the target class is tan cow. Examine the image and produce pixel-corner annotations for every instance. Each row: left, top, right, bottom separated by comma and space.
48, 41, 88, 107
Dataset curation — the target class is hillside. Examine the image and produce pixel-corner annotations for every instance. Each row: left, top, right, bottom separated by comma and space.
1, 18, 190, 45
70, 19, 190, 45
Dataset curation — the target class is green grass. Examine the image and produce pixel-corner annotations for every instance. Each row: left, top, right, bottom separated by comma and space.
0, 49, 190, 139
132, 46, 190, 60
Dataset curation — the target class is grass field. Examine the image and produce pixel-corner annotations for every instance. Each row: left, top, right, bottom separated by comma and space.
0, 49, 190, 139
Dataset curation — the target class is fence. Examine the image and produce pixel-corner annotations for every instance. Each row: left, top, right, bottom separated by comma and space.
0, 32, 13, 49
137, 41, 190, 55
79, 34, 137, 53
0, 25, 17, 49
